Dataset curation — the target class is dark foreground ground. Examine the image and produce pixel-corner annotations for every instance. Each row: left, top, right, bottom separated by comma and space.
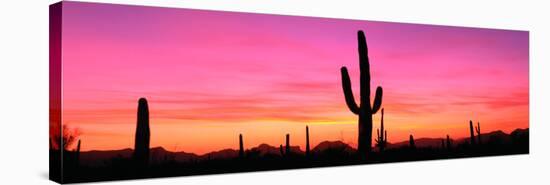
50, 129, 528, 183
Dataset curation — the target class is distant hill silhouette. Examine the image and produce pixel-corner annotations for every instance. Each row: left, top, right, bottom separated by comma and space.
511, 128, 529, 141
78, 141, 350, 166
79, 147, 198, 167
77, 128, 528, 167
312, 141, 356, 154
387, 128, 528, 149
249, 144, 281, 156
388, 138, 446, 149
150, 147, 198, 163
79, 148, 133, 167
202, 148, 238, 160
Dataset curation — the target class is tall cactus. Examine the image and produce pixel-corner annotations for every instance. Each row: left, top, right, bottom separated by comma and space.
475, 122, 481, 145
305, 126, 310, 157
375, 108, 387, 152
285, 134, 290, 155
409, 135, 415, 149
340, 30, 383, 155
239, 134, 244, 158
469, 120, 476, 145
134, 98, 150, 167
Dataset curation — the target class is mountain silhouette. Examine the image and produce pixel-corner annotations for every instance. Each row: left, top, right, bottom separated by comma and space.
79, 147, 198, 167
150, 147, 198, 163
76, 141, 360, 166
387, 138, 447, 149
312, 141, 356, 154
76, 128, 528, 167
511, 128, 529, 141
202, 149, 238, 160
388, 128, 528, 149
248, 143, 283, 156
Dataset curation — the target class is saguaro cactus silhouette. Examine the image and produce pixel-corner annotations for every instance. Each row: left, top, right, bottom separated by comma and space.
469, 120, 476, 145
475, 122, 481, 145
409, 135, 415, 149
375, 108, 387, 152
134, 98, 150, 167
285, 134, 290, 155
305, 126, 310, 156
340, 30, 383, 155
279, 144, 284, 156
239, 134, 244, 159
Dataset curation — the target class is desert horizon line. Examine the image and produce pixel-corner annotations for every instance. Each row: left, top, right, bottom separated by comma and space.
67, 126, 528, 154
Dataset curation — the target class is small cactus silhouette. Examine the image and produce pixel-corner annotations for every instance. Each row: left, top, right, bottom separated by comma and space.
375, 108, 387, 152
469, 120, 476, 145
75, 139, 81, 167
475, 122, 481, 145
285, 134, 290, 155
305, 126, 310, 157
134, 98, 150, 168
446, 135, 452, 151
239, 134, 244, 159
340, 30, 383, 155
279, 144, 284, 156
409, 135, 415, 149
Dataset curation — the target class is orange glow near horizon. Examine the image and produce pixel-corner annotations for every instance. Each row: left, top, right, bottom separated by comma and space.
66, 101, 528, 154
57, 2, 528, 155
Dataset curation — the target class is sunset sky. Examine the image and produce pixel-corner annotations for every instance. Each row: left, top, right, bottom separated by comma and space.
58, 2, 528, 154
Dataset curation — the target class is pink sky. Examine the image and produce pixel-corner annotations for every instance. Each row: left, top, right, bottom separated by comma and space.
58, 2, 528, 154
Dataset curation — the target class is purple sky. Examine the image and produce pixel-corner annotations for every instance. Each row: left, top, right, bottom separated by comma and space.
58, 2, 528, 153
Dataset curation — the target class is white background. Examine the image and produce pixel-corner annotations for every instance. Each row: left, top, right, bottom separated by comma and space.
0, 0, 548, 184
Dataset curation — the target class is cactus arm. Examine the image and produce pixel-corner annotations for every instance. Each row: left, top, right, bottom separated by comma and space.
340, 67, 360, 115
371, 86, 383, 114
